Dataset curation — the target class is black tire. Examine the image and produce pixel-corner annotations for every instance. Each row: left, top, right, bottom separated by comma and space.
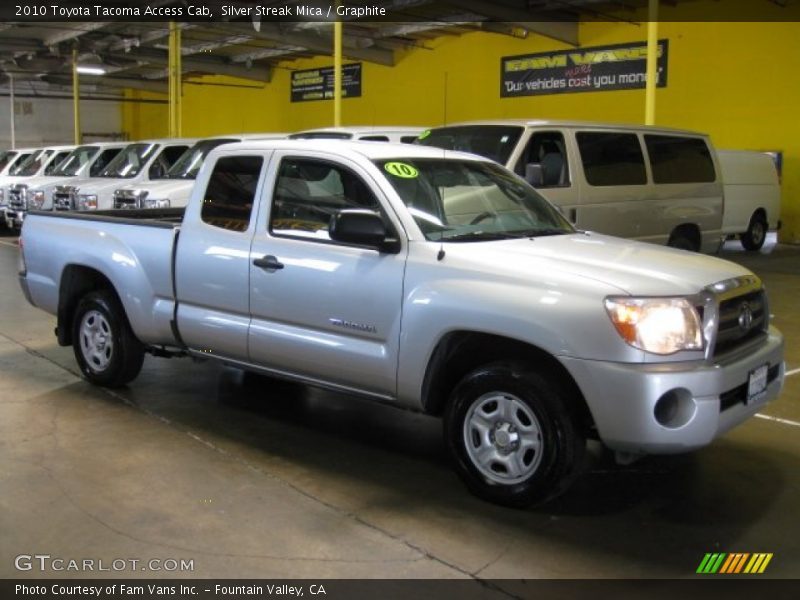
444, 361, 586, 507
667, 233, 697, 252
72, 290, 144, 387
741, 213, 768, 251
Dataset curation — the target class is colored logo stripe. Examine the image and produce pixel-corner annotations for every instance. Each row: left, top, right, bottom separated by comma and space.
697, 553, 773, 574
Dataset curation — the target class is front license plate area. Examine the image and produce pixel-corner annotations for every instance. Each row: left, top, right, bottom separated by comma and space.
746, 364, 769, 405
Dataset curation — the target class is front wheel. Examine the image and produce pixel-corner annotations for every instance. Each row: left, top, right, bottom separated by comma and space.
741, 213, 768, 251
444, 361, 586, 507
72, 290, 144, 387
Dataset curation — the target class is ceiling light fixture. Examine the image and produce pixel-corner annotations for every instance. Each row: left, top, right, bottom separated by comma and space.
76, 66, 106, 75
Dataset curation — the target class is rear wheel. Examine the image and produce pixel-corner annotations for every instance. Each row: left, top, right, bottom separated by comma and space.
741, 213, 768, 251
72, 290, 144, 387
444, 361, 586, 507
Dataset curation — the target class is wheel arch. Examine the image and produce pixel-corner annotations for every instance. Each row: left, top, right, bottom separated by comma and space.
57, 264, 123, 346
420, 330, 594, 432
668, 223, 702, 251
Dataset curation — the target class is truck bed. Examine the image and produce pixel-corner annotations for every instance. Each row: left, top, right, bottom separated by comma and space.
21, 210, 183, 347
28, 207, 185, 227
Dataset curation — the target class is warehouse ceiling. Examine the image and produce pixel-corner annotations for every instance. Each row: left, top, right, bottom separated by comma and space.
0, 0, 785, 99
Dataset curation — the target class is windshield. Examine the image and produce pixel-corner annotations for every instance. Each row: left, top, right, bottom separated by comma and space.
0, 151, 17, 172
99, 143, 159, 178
166, 138, 238, 179
51, 145, 99, 176
16, 149, 54, 176
8, 153, 32, 175
416, 126, 524, 165
376, 158, 573, 241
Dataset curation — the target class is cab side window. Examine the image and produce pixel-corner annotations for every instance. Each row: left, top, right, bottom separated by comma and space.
515, 131, 570, 188
270, 158, 380, 241
201, 156, 263, 232
44, 151, 71, 175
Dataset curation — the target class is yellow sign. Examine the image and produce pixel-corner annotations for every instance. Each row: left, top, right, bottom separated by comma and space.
384, 162, 419, 178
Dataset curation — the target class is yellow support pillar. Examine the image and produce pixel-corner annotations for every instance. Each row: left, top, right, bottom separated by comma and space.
168, 22, 182, 137
333, 15, 342, 127
645, 0, 658, 125
72, 47, 81, 144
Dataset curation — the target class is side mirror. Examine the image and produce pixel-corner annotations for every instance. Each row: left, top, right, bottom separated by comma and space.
525, 163, 544, 187
329, 209, 398, 252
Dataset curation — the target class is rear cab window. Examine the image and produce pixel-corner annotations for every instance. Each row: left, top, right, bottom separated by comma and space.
201, 156, 263, 232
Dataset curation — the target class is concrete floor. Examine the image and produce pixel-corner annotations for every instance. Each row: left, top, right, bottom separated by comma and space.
0, 231, 798, 581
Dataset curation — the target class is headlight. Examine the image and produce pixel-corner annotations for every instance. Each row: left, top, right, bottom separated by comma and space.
29, 190, 45, 209
78, 194, 98, 210
604, 297, 703, 355
143, 197, 170, 209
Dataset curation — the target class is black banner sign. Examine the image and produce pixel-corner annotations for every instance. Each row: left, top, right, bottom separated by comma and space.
501, 40, 669, 98
290, 63, 362, 103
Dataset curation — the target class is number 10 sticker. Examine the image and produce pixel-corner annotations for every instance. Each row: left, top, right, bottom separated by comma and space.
384, 162, 419, 178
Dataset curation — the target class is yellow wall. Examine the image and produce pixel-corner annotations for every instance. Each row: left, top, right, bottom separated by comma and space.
123, 19, 800, 242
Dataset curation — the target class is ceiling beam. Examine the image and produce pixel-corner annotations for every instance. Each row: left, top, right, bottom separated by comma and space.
43, 22, 112, 46
44, 74, 167, 94
102, 46, 272, 82
440, 0, 579, 45
217, 23, 395, 66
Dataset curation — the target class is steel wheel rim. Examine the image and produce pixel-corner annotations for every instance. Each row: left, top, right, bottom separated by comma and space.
463, 391, 544, 485
751, 220, 766, 245
79, 310, 114, 372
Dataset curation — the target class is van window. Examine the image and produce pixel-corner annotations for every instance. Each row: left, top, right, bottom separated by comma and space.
0, 151, 17, 172
359, 135, 390, 142
644, 135, 716, 183
400, 136, 418, 144
149, 145, 190, 179
89, 148, 123, 177
515, 131, 570, 187
201, 156, 263, 232
576, 132, 647, 186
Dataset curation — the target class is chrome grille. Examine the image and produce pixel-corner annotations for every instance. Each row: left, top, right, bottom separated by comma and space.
53, 186, 76, 211
713, 289, 767, 358
114, 190, 141, 209
9, 184, 27, 210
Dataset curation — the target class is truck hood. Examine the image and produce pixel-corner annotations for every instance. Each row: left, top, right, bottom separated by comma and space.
453, 232, 750, 296
115, 179, 193, 199
22, 175, 76, 191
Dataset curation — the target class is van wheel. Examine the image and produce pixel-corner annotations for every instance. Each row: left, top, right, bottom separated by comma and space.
72, 290, 144, 388
444, 361, 585, 507
667, 233, 697, 252
741, 213, 767, 251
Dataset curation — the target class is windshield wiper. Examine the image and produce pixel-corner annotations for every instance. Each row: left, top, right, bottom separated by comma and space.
439, 231, 528, 242
514, 228, 571, 238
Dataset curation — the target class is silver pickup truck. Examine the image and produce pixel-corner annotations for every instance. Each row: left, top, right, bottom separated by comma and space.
18, 140, 785, 506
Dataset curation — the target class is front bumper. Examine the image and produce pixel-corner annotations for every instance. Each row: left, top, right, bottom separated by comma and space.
560, 326, 785, 453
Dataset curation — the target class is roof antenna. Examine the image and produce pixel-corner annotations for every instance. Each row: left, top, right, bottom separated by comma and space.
437, 241, 446, 261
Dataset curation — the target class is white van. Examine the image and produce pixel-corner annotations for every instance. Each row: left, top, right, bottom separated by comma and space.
59, 138, 195, 212
111, 133, 285, 210
718, 150, 781, 251
418, 120, 724, 253
288, 126, 424, 144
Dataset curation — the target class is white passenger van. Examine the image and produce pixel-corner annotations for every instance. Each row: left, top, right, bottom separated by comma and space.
718, 150, 781, 251
288, 126, 424, 144
417, 120, 724, 253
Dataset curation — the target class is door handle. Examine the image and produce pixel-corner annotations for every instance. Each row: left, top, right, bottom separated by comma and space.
253, 255, 284, 270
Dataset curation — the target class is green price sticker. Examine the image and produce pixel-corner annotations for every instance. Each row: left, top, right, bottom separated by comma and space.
384, 162, 419, 179
418, 130, 431, 140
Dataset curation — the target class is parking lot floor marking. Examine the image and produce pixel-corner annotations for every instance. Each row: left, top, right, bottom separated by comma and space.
784, 367, 800, 377
755, 413, 800, 428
